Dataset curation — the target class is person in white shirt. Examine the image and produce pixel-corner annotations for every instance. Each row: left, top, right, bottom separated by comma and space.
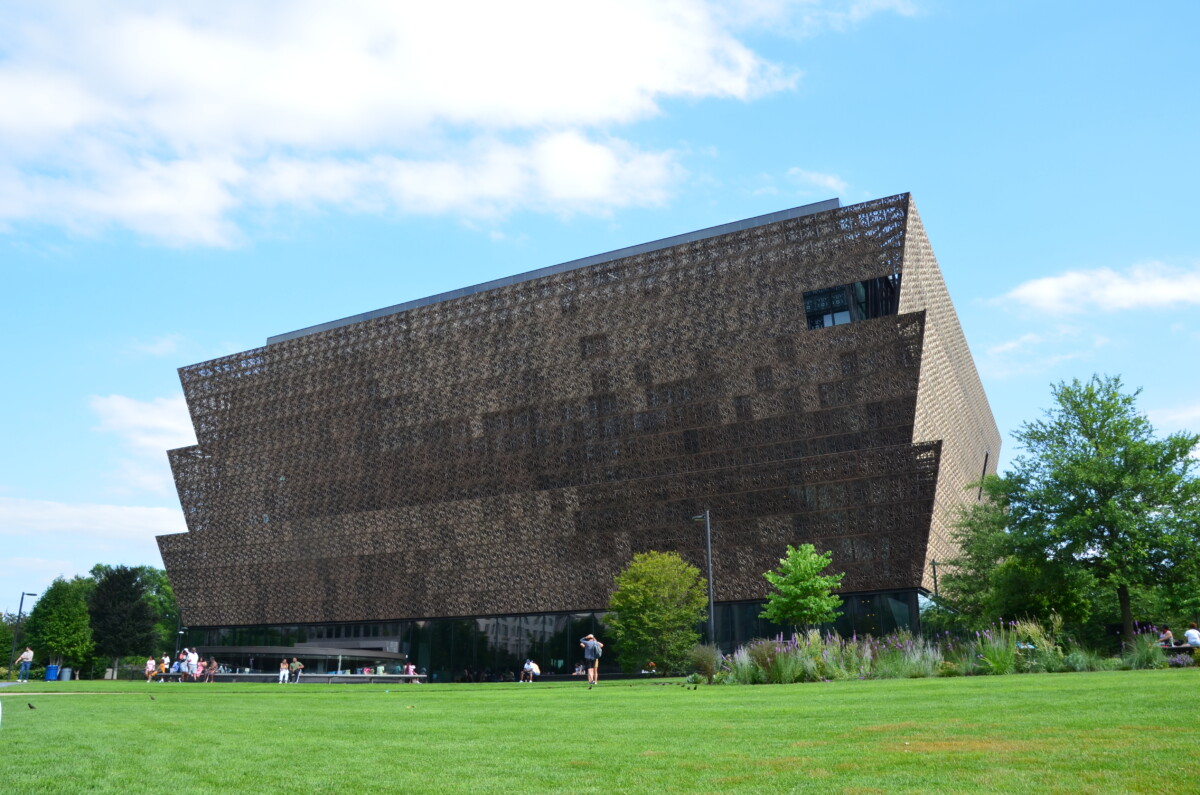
13, 647, 34, 683
1185, 623, 1200, 647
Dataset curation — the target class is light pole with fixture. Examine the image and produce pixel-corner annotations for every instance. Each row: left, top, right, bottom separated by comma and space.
691, 510, 716, 645
8, 591, 37, 681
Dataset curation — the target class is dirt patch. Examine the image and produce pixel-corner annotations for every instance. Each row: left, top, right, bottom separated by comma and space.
859, 722, 921, 733
901, 739, 1042, 754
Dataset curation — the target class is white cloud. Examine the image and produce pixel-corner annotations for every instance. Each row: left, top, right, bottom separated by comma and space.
0, 497, 185, 542
0, 1, 908, 245
787, 167, 848, 195
129, 334, 184, 357
89, 394, 196, 496
90, 394, 196, 455
720, 0, 919, 37
0, 500, 185, 610
1147, 403, 1200, 434
979, 329, 1109, 380
1003, 262, 1200, 314
987, 333, 1041, 356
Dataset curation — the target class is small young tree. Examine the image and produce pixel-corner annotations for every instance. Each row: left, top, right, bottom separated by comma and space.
760, 544, 844, 631
23, 577, 95, 668
606, 551, 708, 675
89, 566, 158, 675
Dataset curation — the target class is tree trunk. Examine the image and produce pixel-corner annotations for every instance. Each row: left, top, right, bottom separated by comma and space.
1117, 583, 1134, 647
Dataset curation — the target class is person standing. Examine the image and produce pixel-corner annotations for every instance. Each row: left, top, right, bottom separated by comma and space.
278, 658, 290, 684
14, 647, 34, 683
579, 634, 603, 688
289, 657, 304, 683
187, 647, 200, 681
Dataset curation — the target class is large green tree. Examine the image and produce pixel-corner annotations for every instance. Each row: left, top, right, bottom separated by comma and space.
91, 564, 178, 653
89, 566, 159, 673
961, 376, 1200, 644
605, 551, 708, 675
759, 544, 845, 631
938, 484, 1098, 631
23, 577, 95, 668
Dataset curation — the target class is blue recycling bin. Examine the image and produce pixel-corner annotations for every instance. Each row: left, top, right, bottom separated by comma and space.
45, 664, 59, 681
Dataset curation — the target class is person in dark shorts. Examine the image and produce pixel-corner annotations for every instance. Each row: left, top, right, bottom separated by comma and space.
580, 634, 604, 688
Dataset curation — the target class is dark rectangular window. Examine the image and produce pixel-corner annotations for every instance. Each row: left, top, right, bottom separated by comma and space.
733, 395, 753, 421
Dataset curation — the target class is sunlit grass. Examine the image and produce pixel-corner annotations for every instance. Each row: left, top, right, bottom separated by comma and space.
3, 671, 1199, 793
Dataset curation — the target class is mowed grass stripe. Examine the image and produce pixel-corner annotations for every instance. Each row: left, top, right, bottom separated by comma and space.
3, 671, 1199, 793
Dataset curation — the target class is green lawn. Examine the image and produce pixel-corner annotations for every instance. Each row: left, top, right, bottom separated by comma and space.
2, 671, 1198, 793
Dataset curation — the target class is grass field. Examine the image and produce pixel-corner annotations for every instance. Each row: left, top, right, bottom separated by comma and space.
2, 671, 1198, 793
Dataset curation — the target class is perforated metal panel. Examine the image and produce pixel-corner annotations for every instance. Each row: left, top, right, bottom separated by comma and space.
159, 193, 999, 627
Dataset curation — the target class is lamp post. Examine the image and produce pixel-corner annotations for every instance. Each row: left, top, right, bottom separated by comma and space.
930, 559, 940, 598
8, 592, 37, 681
174, 613, 187, 657
691, 510, 716, 645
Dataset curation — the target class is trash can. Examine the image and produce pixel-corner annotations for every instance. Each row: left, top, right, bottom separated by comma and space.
59, 667, 73, 681
45, 664, 60, 681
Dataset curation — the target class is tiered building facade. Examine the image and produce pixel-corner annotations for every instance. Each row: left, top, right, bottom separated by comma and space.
160, 193, 999, 678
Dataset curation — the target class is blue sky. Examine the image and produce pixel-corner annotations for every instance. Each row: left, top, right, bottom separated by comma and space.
3, 1, 1199, 613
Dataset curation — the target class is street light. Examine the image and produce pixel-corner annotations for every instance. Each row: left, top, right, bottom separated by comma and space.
8, 592, 37, 681
690, 510, 716, 645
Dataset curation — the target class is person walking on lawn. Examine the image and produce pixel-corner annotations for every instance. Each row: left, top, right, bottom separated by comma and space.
580, 634, 603, 688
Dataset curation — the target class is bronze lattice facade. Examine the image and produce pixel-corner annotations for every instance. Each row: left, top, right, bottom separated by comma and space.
160, 193, 999, 637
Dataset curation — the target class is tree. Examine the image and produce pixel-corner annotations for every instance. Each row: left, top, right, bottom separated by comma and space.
23, 577, 95, 668
983, 375, 1199, 644
89, 566, 158, 674
91, 563, 178, 653
938, 485, 1098, 630
759, 544, 844, 631
605, 551, 708, 675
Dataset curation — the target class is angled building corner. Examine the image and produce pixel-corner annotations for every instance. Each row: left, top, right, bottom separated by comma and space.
898, 199, 1002, 591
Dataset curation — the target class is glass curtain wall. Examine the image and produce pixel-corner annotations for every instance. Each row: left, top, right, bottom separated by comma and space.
183, 591, 920, 678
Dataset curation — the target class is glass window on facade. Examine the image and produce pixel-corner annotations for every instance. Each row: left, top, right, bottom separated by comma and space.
803, 275, 900, 330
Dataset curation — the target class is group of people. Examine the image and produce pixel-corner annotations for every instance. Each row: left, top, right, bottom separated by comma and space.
1157, 623, 1200, 648
147, 648, 219, 682
277, 657, 304, 683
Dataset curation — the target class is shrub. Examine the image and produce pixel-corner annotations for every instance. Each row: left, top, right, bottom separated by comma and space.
767, 646, 809, 684
726, 647, 765, 685
1122, 634, 1168, 670
1063, 646, 1114, 672
744, 638, 777, 676
690, 644, 721, 684
1013, 618, 1065, 673
976, 627, 1018, 675
1167, 654, 1194, 668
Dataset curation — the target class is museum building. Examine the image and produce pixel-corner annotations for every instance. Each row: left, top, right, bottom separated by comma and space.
160, 193, 1000, 679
